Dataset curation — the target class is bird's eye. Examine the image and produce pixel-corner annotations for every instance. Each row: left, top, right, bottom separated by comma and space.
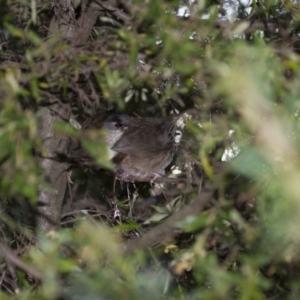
115, 123, 122, 128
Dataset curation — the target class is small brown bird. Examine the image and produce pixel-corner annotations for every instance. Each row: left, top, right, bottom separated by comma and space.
69, 112, 177, 182
112, 116, 176, 182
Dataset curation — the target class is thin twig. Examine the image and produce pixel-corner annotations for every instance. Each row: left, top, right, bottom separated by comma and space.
0, 243, 44, 281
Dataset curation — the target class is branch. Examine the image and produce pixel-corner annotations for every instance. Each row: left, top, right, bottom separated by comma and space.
36, 98, 70, 231
124, 190, 213, 254
0, 243, 44, 281
49, 0, 103, 46
216, 18, 291, 35
93, 1, 130, 23
36, 0, 105, 231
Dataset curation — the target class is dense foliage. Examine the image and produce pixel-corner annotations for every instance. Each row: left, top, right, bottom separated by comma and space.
1, 0, 300, 299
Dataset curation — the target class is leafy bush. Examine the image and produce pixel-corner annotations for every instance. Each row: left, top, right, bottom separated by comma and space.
1, 0, 300, 299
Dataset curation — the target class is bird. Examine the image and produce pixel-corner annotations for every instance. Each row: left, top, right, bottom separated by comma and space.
69, 111, 177, 183
112, 116, 176, 182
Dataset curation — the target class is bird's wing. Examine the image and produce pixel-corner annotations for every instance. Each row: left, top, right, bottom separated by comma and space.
112, 124, 161, 154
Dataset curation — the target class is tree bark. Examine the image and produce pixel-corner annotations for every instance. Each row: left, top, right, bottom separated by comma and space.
49, 0, 103, 46
36, 0, 103, 232
36, 103, 70, 231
